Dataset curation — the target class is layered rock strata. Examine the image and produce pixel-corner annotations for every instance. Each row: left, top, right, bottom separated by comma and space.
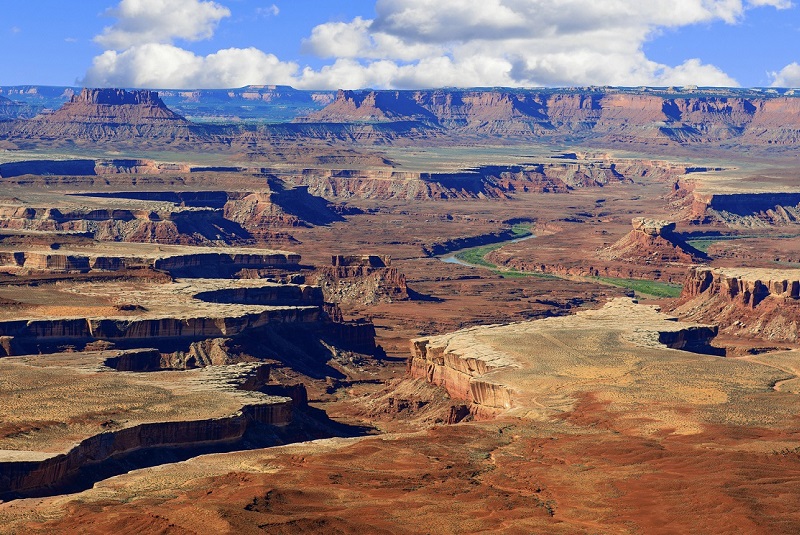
5, 86, 800, 151
4, 88, 191, 143
691, 191, 800, 227
304, 88, 800, 146
274, 161, 646, 201
0, 353, 291, 497
0, 306, 322, 356
0, 203, 249, 245
410, 298, 718, 419
675, 267, 800, 342
0, 248, 300, 276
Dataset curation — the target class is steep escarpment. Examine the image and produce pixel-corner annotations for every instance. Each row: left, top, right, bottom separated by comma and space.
2, 88, 193, 144
0, 306, 322, 355
690, 190, 800, 227
0, 248, 301, 277
306, 88, 800, 147
409, 298, 720, 420
674, 267, 800, 342
0, 357, 292, 498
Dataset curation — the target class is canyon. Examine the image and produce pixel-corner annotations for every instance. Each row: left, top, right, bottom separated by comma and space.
0, 85, 800, 533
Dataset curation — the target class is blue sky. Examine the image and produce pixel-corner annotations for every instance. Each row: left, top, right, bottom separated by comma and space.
2, 0, 799, 89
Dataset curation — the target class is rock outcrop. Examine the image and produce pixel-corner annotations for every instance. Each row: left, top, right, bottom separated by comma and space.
674, 267, 800, 342
309, 255, 408, 305
600, 217, 706, 264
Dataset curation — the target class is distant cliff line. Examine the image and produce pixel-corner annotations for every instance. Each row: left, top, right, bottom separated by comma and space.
2, 86, 800, 152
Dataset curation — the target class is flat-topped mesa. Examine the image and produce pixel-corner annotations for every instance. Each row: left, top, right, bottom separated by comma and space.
72, 88, 162, 106
600, 217, 704, 264
0, 87, 193, 147
51, 88, 188, 124
674, 267, 800, 343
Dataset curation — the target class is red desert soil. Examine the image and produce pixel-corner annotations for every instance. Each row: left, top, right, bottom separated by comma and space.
5, 409, 800, 534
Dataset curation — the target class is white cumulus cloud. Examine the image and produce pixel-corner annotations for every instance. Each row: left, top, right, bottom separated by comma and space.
84, 43, 298, 88
83, 0, 792, 89
770, 62, 800, 87
95, 0, 231, 49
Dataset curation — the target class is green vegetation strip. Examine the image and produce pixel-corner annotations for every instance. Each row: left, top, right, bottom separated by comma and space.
452, 225, 560, 279
509, 224, 533, 238
592, 277, 683, 298
454, 243, 504, 268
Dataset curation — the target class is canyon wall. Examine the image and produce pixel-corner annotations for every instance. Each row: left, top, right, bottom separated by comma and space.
0, 307, 321, 356
690, 191, 800, 226
0, 250, 301, 275
0, 362, 292, 497
675, 267, 800, 342
304, 88, 800, 147
408, 334, 514, 420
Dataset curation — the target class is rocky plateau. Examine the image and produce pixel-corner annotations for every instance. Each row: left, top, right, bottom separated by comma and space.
1, 83, 800, 533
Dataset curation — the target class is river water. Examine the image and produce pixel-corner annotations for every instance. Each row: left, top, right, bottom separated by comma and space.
439, 233, 536, 268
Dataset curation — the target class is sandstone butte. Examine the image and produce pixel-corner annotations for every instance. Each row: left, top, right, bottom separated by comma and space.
600, 217, 706, 264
